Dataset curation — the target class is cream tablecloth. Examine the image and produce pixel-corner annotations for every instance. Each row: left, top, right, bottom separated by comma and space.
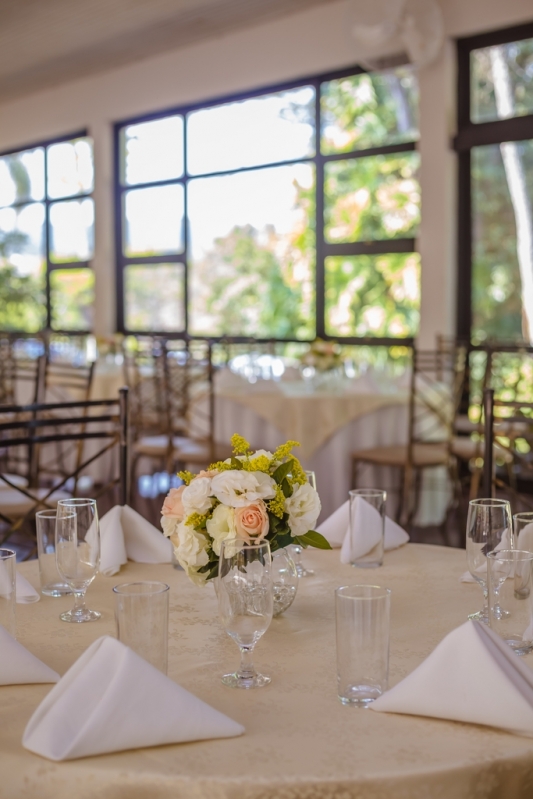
4, 545, 533, 799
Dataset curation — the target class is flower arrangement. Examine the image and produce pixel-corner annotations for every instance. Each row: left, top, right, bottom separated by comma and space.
161, 434, 330, 586
300, 338, 344, 373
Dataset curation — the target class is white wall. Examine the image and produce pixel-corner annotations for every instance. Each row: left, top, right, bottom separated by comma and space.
1, 0, 532, 341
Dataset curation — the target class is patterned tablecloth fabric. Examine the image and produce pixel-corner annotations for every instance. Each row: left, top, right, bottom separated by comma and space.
4, 544, 533, 799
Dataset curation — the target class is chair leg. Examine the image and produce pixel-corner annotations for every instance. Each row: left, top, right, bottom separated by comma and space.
351, 458, 358, 490
400, 466, 413, 528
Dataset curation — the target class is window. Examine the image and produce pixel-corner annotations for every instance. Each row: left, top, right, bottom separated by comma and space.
115, 66, 420, 342
0, 132, 95, 332
456, 23, 533, 344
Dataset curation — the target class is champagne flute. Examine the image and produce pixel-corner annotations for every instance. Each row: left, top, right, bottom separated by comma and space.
466, 498, 512, 624
290, 470, 316, 577
218, 539, 273, 688
55, 498, 101, 623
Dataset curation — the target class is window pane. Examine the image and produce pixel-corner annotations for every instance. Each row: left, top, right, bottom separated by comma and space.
321, 67, 418, 154
0, 203, 46, 330
188, 164, 315, 338
471, 38, 533, 124
121, 116, 184, 185
325, 253, 420, 337
123, 185, 184, 256
472, 141, 533, 341
50, 198, 94, 262
187, 87, 315, 175
47, 138, 94, 199
124, 264, 185, 331
0, 148, 44, 207
50, 268, 94, 330
324, 152, 420, 243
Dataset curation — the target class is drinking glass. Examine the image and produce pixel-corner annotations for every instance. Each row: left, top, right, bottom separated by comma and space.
513, 512, 533, 553
348, 489, 386, 568
272, 548, 298, 616
335, 585, 391, 706
289, 470, 317, 577
114, 581, 170, 673
466, 498, 513, 624
55, 498, 101, 623
488, 549, 533, 655
218, 539, 273, 688
0, 549, 16, 637
36, 510, 72, 596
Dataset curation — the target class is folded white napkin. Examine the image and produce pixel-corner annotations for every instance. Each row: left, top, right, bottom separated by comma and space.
23, 636, 244, 760
0, 624, 59, 685
99, 505, 173, 576
317, 499, 409, 562
16, 572, 40, 603
371, 620, 533, 737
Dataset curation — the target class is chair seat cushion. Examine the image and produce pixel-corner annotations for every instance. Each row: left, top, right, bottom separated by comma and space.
351, 443, 449, 467
451, 436, 513, 463
0, 488, 71, 518
133, 435, 190, 457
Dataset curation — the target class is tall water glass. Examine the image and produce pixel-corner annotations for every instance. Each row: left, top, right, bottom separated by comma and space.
56, 498, 101, 623
114, 581, 170, 673
488, 549, 533, 655
290, 470, 317, 577
349, 489, 386, 568
335, 585, 391, 706
0, 549, 16, 637
36, 510, 72, 596
466, 498, 512, 624
513, 512, 533, 553
218, 539, 273, 688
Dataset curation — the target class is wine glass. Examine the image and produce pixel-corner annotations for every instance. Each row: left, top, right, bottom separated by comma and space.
289, 470, 317, 578
55, 498, 101, 623
218, 539, 273, 688
466, 498, 513, 624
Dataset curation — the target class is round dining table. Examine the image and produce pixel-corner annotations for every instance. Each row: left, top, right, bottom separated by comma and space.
5, 544, 533, 799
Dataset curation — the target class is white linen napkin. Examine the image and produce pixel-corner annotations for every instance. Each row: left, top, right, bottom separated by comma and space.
0, 624, 59, 685
317, 499, 409, 561
16, 572, 40, 603
99, 505, 173, 576
371, 620, 533, 737
23, 636, 244, 760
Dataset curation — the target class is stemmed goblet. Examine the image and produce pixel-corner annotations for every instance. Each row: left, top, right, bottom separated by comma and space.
218, 539, 273, 688
55, 498, 101, 623
466, 498, 513, 624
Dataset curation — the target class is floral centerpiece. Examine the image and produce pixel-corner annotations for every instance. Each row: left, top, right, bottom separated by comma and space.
300, 338, 344, 373
161, 435, 330, 586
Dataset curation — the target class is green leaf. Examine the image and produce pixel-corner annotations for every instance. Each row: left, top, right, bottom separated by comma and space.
230, 457, 244, 470
272, 460, 293, 484
274, 531, 293, 550
296, 531, 332, 550
281, 477, 292, 498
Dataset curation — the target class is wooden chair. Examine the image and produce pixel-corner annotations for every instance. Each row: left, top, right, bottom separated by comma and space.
0, 388, 129, 550
351, 347, 467, 527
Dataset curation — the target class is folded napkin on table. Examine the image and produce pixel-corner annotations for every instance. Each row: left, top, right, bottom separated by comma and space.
23, 636, 244, 760
16, 571, 40, 603
99, 505, 172, 576
371, 620, 533, 737
317, 499, 409, 562
0, 624, 59, 685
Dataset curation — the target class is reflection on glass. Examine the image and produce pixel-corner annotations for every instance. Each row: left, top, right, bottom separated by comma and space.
121, 116, 184, 185
0, 148, 45, 207
188, 163, 315, 338
0, 203, 46, 331
321, 67, 418, 154
50, 268, 94, 330
50, 199, 94, 262
472, 38, 533, 124
325, 253, 420, 338
324, 152, 420, 243
125, 264, 185, 331
123, 185, 184, 256
187, 87, 315, 175
47, 139, 94, 199
472, 141, 533, 342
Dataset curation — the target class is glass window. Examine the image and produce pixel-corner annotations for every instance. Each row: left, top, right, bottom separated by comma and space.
121, 116, 184, 185
123, 185, 184, 256
471, 38, 533, 124
0, 134, 94, 331
124, 264, 185, 332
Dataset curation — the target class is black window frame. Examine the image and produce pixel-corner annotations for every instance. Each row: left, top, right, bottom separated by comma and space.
455, 21, 533, 342
0, 128, 94, 334
114, 64, 419, 346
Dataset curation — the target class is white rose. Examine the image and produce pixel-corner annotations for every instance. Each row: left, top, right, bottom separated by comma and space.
206, 504, 238, 556
224, 450, 274, 464
210, 470, 276, 507
161, 514, 179, 539
182, 476, 213, 516
285, 483, 321, 538
171, 521, 210, 585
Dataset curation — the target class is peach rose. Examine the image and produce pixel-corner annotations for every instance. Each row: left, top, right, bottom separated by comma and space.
196, 469, 217, 479
234, 500, 269, 543
161, 486, 186, 521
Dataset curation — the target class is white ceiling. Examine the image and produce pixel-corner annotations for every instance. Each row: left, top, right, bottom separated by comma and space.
0, 0, 335, 101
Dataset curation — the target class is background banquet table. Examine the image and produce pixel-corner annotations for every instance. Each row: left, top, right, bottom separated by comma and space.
5, 544, 533, 799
